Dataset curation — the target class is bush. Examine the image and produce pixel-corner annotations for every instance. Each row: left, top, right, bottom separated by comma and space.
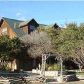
1, 64, 10, 72
66, 71, 76, 75
53, 64, 61, 71
47, 65, 54, 71
76, 71, 84, 75
47, 63, 65, 71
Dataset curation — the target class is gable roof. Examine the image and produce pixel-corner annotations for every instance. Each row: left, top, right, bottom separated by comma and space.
19, 18, 39, 27
2, 17, 27, 37
45, 23, 60, 29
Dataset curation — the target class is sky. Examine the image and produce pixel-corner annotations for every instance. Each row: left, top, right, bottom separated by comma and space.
0, 1, 84, 26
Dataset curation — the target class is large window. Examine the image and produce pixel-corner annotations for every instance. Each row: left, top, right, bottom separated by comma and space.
2, 27, 7, 35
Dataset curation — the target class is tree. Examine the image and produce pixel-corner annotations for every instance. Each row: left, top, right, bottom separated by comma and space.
72, 23, 84, 70
20, 30, 53, 58
0, 35, 12, 60
57, 23, 79, 58
20, 30, 54, 68
73, 42, 84, 71
51, 23, 84, 70
0, 35, 21, 70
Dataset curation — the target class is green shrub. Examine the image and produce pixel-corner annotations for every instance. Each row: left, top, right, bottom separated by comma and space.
76, 72, 84, 75
47, 63, 65, 71
53, 64, 61, 71
48, 65, 54, 71
1, 64, 9, 71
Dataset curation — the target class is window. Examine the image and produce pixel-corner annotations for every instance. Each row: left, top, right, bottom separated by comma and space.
2, 27, 7, 35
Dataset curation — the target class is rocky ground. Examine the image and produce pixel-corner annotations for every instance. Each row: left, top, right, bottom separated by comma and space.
12, 80, 84, 84
30, 80, 84, 84
0, 80, 84, 84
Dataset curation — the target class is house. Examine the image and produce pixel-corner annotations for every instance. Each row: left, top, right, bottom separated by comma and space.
0, 17, 39, 39
0, 17, 60, 39
0, 17, 40, 71
0, 17, 60, 71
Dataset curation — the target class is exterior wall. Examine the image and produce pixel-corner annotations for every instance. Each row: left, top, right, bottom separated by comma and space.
0, 20, 16, 39
7, 59, 18, 71
21, 24, 34, 34
22, 26, 28, 33
0, 28, 2, 36
21, 19, 39, 34
7, 27, 16, 39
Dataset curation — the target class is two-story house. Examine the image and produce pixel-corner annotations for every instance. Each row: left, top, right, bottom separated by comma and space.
0, 17, 39, 39
0, 17, 60, 71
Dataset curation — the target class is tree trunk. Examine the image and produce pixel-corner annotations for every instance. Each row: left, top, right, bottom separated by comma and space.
33, 58, 36, 68
78, 64, 82, 72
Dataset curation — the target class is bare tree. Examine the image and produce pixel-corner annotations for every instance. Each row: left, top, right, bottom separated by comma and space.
20, 30, 53, 58
73, 46, 84, 71
20, 30, 54, 68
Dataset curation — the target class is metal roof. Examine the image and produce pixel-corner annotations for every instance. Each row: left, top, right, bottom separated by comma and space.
2, 17, 26, 37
